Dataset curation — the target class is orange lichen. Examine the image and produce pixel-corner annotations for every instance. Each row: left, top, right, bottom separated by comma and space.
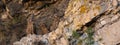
80, 5, 88, 14
84, 0, 87, 3
94, 5, 101, 11
94, 13, 97, 16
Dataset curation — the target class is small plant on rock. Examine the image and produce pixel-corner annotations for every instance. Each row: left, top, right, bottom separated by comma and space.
84, 27, 94, 45
76, 27, 95, 45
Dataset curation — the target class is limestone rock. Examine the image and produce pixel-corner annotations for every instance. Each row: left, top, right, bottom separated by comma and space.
13, 0, 117, 45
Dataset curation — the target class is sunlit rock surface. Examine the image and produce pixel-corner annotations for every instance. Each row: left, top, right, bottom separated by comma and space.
13, 0, 120, 45
94, 7, 120, 45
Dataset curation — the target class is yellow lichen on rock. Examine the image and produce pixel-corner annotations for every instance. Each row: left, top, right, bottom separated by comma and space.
93, 5, 101, 12
79, 5, 89, 14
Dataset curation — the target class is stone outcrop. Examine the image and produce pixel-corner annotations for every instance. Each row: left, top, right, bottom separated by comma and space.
94, 6, 120, 45
0, 0, 69, 45
13, 0, 120, 45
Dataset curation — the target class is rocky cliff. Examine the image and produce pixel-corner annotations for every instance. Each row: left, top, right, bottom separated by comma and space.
0, 0, 120, 45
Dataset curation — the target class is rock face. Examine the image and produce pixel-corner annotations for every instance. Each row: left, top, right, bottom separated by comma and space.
0, 0, 70, 45
0, 0, 119, 45
14, 0, 120, 45
94, 7, 120, 45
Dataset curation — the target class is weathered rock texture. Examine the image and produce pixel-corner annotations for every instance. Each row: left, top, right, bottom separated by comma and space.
0, 0, 119, 45
94, 6, 120, 45
13, 0, 120, 45
0, 0, 70, 45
